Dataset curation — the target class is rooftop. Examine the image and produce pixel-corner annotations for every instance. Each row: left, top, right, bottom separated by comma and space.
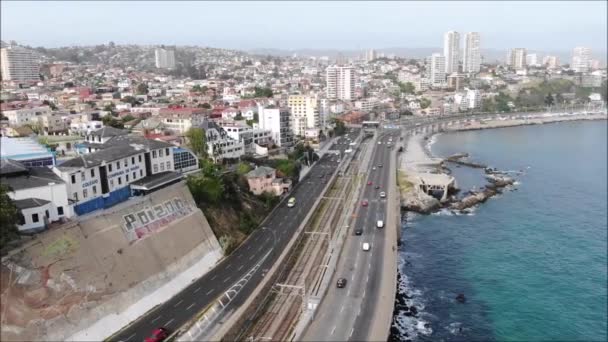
1, 166, 65, 191
246, 165, 275, 178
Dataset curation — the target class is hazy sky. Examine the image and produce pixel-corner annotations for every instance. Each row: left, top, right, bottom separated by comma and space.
1, 1, 606, 52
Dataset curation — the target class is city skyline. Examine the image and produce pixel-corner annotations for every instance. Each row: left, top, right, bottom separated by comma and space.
1, 1, 606, 52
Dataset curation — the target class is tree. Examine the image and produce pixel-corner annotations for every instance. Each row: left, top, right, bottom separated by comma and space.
544, 93, 554, 106
201, 102, 211, 109
234, 112, 244, 120
136, 83, 149, 95
575, 87, 592, 103
236, 162, 252, 175
102, 115, 124, 129
555, 93, 565, 105
253, 86, 273, 98
419, 97, 431, 109
121, 115, 135, 122
0, 184, 20, 251
187, 172, 224, 205
398, 82, 416, 94
332, 118, 346, 136
122, 96, 140, 106
186, 127, 207, 158
42, 100, 57, 110
191, 84, 203, 92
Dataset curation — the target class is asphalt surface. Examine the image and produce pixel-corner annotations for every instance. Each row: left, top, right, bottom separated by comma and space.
112, 131, 361, 342
303, 128, 399, 342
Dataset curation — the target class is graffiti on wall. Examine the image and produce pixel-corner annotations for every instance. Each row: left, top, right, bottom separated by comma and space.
122, 197, 194, 243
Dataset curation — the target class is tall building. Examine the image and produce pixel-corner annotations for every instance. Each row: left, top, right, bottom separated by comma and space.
571, 47, 591, 73
429, 53, 446, 86
462, 32, 481, 73
443, 31, 460, 74
526, 53, 539, 67
543, 55, 560, 69
326, 66, 355, 101
154, 48, 176, 69
258, 106, 294, 147
287, 95, 319, 137
507, 48, 527, 70
366, 49, 377, 62
0, 46, 40, 82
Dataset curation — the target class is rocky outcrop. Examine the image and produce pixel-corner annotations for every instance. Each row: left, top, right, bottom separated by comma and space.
450, 175, 514, 211
401, 190, 441, 214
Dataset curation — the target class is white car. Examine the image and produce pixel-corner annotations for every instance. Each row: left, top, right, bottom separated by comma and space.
362, 242, 370, 251
378, 141, 382, 144
377, 220, 384, 228
380, 191, 386, 198
372, 166, 377, 170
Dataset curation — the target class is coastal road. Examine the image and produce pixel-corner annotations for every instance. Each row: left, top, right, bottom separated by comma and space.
303, 128, 399, 341
111, 131, 361, 342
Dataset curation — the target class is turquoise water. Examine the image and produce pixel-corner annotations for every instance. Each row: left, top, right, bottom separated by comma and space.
395, 121, 607, 341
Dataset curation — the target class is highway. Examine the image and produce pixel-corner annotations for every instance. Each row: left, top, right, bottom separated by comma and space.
303, 128, 399, 341
111, 131, 360, 342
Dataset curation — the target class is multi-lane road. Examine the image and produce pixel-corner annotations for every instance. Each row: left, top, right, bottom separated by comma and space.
303, 128, 399, 341
112, 131, 360, 342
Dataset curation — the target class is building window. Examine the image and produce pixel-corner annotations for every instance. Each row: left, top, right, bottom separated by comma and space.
132, 157, 135, 164
166, 161, 171, 169
118, 177, 122, 185
45, 210, 50, 219
18, 213, 25, 225
71, 174, 76, 184
160, 163, 165, 172
108, 164, 113, 172
73, 192, 78, 201
81, 172, 85, 181
93, 185, 97, 195
83, 189, 88, 198
90, 169, 95, 177
124, 159, 128, 167
32, 213, 39, 223
109, 179, 114, 187
57, 206, 64, 216
126, 174, 129, 182
153, 164, 158, 173
166, 148, 170, 156
132, 172, 136, 179
116, 161, 120, 169
159, 149, 163, 157
153, 150, 157, 158
138, 155, 142, 162
140, 170, 143, 177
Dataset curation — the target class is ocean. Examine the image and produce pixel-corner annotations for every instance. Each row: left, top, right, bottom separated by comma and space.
393, 120, 608, 341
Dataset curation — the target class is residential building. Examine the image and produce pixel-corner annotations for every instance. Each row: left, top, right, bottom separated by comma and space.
443, 31, 460, 74
507, 48, 527, 70
172, 147, 199, 173
287, 95, 319, 137
354, 98, 378, 112
1, 159, 73, 233
157, 108, 206, 135
199, 119, 245, 162
463, 32, 481, 73
245, 166, 292, 196
258, 106, 294, 148
0, 46, 40, 82
543, 55, 560, 69
1, 105, 52, 126
220, 121, 272, 150
366, 49, 376, 62
429, 53, 446, 86
526, 53, 539, 67
155, 47, 176, 69
572, 47, 591, 73
447, 73, 465, 90
326, 66, 355, 101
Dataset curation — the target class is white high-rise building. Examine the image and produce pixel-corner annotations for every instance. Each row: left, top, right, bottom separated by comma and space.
258, 106, 294, 147
429, 53, 446, 86
366, 49, 376, 62
287, 95, 320, 137
507, 48, 527, 70
155, 48, 176, 69
571, 47, 592, 73
326, 66, 355, 101
463, 32, 481, 73
443, 31, 460, 74
1, 46, 40, 82
542, 55, 560, 69
526, 53, 539, 67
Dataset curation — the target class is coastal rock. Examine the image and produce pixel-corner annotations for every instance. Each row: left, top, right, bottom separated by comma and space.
401, 191, 441, 214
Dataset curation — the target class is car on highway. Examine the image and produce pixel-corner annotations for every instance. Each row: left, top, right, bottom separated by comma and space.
367, 181, 373, 185
372, 166, 376, 170
145, 328, 169, 342
380, 191, 386, 198
362, 242, 370, 251
361, 200, 369, 207
355, 228, 363, 235
337, 278, 347, 288
378, 164, 383, 168
375, 185, 380, 189
377, 220, 384, 228
378, 141, 382, 144
287, 197, 296, 208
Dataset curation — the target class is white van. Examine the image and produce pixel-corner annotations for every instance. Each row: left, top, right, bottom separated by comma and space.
377, 220, 384, 228
362, 242, 370, 251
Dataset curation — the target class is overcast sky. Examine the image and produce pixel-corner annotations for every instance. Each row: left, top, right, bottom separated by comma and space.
2, 1, 606, 52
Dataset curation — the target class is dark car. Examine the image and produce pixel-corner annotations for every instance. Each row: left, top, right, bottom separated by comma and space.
375, 185, 380, 189
145, 328, 169, 342
378, 164, 383, 168
355, 228, 363, 235
337, 278, 347, 288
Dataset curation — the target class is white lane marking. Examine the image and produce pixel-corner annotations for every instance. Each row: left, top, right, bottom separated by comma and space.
249, 254, 255, 260
237, 265, 244, 271
347, 289, 351, 296
194, 287, 201, 293
125, 333, 136, 342
164, 318, 175, 326
186, 303, 196, 310
223, 277, 230, 283
173, 299, 183, 307
206, 289, 214, 295
351, 274, 354, 281
226, 264, 231, 269
211, 275, 217, 281
350, 327, 354, 337
331, 326, 336, 335
151, 315, 162, 323
340, 305, 345, 313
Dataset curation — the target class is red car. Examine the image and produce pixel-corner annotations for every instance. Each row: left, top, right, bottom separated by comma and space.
361, 200, 369, 207
145, 328, 169, 342
367, 181, 373, 186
